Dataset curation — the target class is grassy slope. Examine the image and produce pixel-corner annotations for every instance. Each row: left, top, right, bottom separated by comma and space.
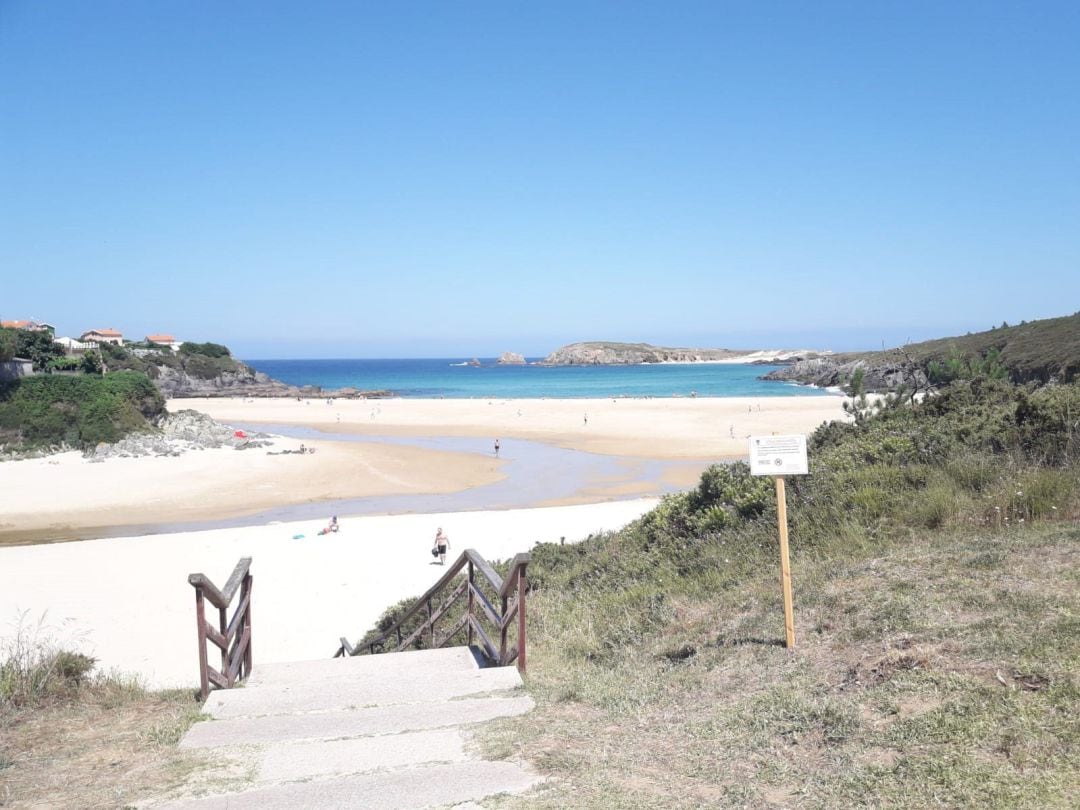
479, 522, 1079, 809
834, 312, 1080, 383
459, 381, 1080, 808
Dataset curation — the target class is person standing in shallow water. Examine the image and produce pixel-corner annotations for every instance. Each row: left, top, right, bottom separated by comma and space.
494, 439, 500, 457
433, 527, 450, 565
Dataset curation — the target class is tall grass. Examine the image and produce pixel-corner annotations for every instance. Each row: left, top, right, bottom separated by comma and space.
0, 612, 132, 716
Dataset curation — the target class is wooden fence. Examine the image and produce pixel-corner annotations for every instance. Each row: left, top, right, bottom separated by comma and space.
336, 549, 529, 672
188, 557, 253, 701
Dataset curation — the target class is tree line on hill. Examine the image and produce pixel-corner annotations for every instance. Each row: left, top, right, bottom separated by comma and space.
0, 328, 241, 452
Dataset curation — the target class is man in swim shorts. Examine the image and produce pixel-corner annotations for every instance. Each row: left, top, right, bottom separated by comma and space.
433, 527, 450, 565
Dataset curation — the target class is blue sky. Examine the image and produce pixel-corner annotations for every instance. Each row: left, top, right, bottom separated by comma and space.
2, 1, 1078, 358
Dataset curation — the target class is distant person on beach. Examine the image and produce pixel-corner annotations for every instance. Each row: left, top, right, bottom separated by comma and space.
494, 439, 500, 457
584, 413, 588, 426
433, 528, 450, 564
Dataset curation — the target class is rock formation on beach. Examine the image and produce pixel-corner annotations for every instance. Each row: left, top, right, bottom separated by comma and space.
85, 409, 272, 460
497, 352, 526, 365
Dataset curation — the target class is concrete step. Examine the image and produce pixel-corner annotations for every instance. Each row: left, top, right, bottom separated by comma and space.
246, 647, 484, 688
182, 694, 534, 748
205, 664, 523, 719
155, 760, 542, 810
256, 727, 468, 783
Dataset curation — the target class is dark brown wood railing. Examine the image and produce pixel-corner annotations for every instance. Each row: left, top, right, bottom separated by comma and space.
189, 557, 253, 701
335, 549, 529, 672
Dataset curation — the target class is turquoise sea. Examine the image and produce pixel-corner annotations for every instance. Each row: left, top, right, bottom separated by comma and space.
244, 358, 826, 399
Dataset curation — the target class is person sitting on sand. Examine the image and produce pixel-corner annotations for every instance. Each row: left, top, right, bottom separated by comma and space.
433, 527, 450, 565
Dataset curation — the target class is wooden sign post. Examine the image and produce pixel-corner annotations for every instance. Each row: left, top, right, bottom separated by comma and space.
749, 434, 808, 649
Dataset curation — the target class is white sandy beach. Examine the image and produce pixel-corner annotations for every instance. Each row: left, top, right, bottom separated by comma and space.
0, 500, 657, 689
0, 433, 503, 538
181, 394, 848, 459
0, 394, 850, 689
0, 395, 846, 540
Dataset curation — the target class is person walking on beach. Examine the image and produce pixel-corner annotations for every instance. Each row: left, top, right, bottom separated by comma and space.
433, 527, 450, 565
494, 438, 500, 457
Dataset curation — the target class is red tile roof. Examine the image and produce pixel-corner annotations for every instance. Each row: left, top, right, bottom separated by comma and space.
85, 328, 123, 337
146, 334, 176, 343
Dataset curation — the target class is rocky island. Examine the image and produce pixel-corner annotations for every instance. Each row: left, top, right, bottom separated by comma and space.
541, 341, 818, 366
496, 352, 526, 365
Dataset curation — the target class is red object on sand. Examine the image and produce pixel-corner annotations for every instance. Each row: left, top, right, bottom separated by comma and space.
234, 430, 246, 438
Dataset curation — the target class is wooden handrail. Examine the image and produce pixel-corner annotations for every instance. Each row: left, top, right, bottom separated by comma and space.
188, 557, 252, 610
336, 548, 530, 672
189, 557, 254, 701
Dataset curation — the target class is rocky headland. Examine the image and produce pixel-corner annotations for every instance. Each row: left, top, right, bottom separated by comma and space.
149, 358, 391, 399
760, 313, 1080, 391
496, 352, 526, 365
761, 357, 927, 392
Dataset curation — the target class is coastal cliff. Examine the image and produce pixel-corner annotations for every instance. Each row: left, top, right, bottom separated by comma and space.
761, 313, 1079, 391
542, 342, 816, 366
101, 342, 391, 398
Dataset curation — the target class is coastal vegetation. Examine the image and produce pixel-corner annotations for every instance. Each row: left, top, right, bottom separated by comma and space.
359, 377, 1080, 806
0, 615, 206, 807
0, 341, 256, 453
0, 326, 65, 371
0, 372, 165, 451
765, 311, 1080, 390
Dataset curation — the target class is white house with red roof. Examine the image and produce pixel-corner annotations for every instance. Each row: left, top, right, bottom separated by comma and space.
145, 333, 179, 349
79, 327, 124, 346
2, 319, 55, 335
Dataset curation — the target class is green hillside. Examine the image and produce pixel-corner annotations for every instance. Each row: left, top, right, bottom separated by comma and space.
845, 312, 1079, 384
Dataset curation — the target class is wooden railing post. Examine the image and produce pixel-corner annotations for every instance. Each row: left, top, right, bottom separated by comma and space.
427, 599, 434, 648
194, 588, 210, 701
467, 561, 475, 647
241, 572, 253, 679
218, 605, 229, 684
499, 593, 508, 664
517, 563, 527, 674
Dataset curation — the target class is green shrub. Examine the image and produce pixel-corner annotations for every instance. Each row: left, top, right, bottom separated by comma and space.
180, 341, 231, 358
0, 371, 165, 450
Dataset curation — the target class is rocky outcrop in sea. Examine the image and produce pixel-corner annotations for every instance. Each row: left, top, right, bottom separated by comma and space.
496, 352, 526, 365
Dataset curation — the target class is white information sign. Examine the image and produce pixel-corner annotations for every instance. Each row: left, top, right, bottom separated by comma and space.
749, 434, 809, 476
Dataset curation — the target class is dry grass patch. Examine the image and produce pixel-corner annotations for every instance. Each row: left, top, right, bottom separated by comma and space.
0, 681, 207, 809
476, 524, 1080, 808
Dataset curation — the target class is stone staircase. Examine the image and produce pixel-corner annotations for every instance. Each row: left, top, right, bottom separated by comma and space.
153, 647, 541, 809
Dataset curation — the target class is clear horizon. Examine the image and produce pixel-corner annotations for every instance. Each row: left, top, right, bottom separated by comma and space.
3, 2, 1078, 357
